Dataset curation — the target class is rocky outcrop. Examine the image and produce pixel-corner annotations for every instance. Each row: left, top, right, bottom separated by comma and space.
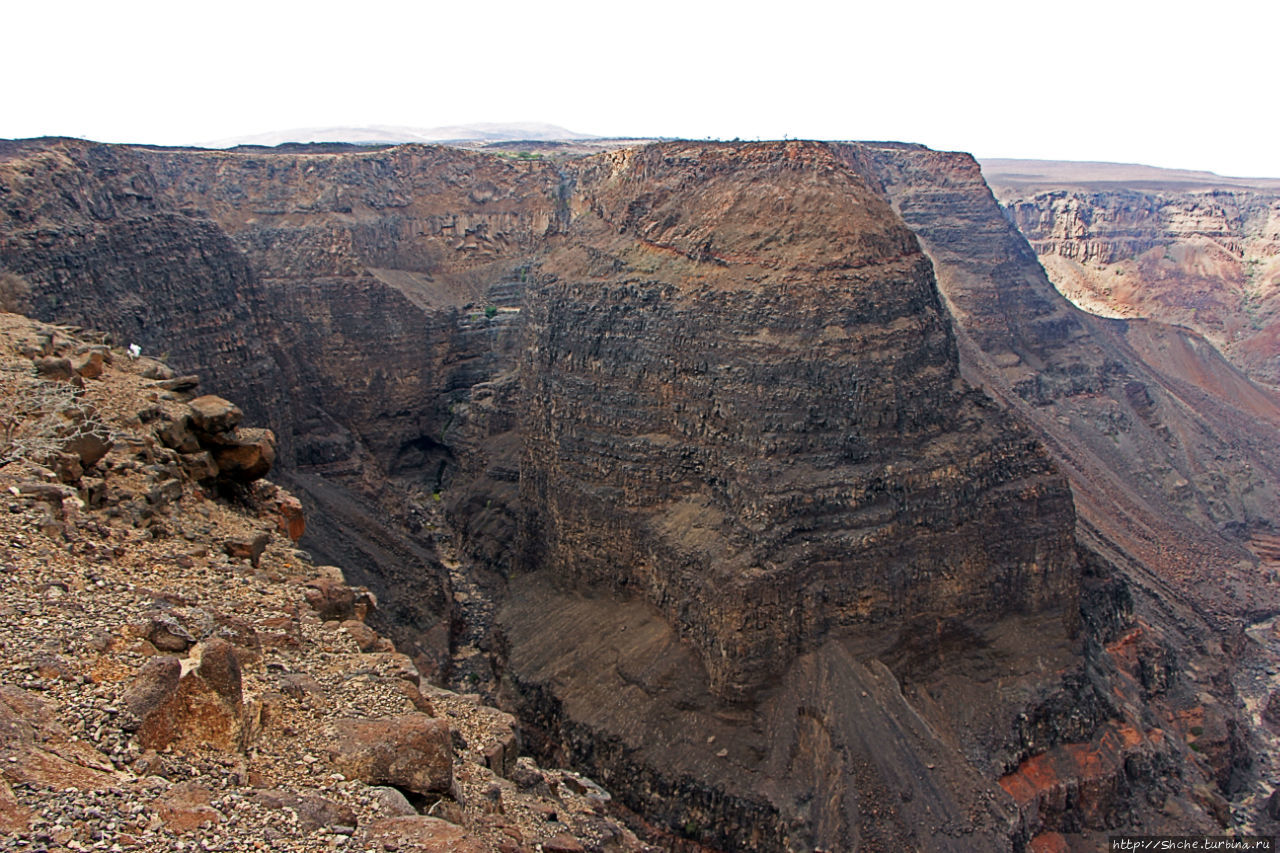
518, 142, 1077, 700
0, 313, 645, 852
5, 136, 1277, 849
857, 143, 1280, 839
983, 164, 1280, 388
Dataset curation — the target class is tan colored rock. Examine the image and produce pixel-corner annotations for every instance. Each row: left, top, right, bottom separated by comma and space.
223, 532, 269, 567
276, 493, 306, 541
33, 356, 75, 382
328, 713, 452, 797
211, 427, 276, 481
304, 577, 356, 621
188, 395, 242, 435
71, 350, 104, 379
153, 782, 221, 833
341, 619, 382, 652
369, 785, 418, 817
354, 816, 487, 853
122, 654, 244, 752
0, 778, 31, 834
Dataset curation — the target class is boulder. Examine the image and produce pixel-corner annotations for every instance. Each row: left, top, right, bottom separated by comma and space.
353, 816, 487, 853
341, 619, 384, 652
211, 428, 275, 482
33, 356, 76, 383
187, 395, 242, 435
121, 656, 183, 728
156, 414, 201, 453
71, 350, 105, 379
247, 789, 358, 832
223, 532, 270, 567
144, 611, 196, 653
369, 786, 418, 817
328, 714, 453, 797
121, 652, 244, 752
180, 450, 218, 481
304, 577, 356, 621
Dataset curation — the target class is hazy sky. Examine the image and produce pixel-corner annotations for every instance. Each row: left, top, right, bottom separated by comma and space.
8, 0, 1277, 177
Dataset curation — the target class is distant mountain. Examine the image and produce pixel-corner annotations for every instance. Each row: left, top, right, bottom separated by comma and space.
980, 157, 1280, 192
202, 122, 596, 149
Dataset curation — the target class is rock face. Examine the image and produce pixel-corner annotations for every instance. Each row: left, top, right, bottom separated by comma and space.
2, 137, 1277, 849
982, 161, 1280, 387
858, 144, 1280, 841
864, 145, 1280, 616
519, 142, 1077, 700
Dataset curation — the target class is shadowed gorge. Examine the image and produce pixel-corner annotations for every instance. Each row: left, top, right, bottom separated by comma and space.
2, 137, 1278, 850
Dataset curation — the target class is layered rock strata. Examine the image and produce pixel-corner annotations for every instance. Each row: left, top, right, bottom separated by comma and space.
857, 143, 1280, 842
982, 163, 1280, 388
6, 135, 1275, 848
518, 142, 1077, 700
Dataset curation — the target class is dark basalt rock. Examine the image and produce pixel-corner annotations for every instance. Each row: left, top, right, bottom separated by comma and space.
3, 136, 1274, 850
518, 142, 1078, 701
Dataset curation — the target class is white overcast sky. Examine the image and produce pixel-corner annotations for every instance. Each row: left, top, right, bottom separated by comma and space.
6, 0, 1277, 177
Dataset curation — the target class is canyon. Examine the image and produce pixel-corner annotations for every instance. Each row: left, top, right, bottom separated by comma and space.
1, 136, 1278, 851
982, 159, 1280, 389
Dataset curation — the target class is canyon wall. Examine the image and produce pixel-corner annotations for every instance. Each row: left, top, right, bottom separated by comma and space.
519, 142, 1077, 700
983, 162, 1280, 389
2, 136, 1278, 849
861, 144, 1280, 843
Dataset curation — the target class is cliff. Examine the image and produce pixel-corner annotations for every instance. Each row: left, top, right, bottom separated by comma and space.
982, 161, 1280, 389
0, 313, 647, 852
861, 144, 1280, 844
518, 142, 1077, 700
2, 136, 1277, 849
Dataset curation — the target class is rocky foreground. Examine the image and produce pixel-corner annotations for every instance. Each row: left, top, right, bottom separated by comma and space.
0, 313, 649, 852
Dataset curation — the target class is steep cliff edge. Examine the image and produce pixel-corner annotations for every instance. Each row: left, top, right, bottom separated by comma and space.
499, 141, 1080, 850
4, 136, 1277, 848
860, 144, 1280, 841
0, 313, 648, 853
518, 141, 1076, 697
982, 161, 1280, 389
0, 138, 560, 679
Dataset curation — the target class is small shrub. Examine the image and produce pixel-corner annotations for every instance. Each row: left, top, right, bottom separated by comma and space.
484, 305, 498, 319
0, 366, 111, 468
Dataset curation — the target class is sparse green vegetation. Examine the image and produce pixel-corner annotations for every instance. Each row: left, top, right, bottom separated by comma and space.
484, 305, 498, 319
